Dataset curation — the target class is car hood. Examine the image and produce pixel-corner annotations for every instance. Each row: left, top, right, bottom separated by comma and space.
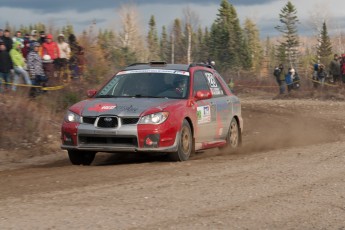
74, 98, 179, 117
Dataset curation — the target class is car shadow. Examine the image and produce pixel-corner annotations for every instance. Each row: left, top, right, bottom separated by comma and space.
92, 152, 171, 166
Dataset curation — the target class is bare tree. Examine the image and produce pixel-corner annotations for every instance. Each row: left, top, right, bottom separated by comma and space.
117, 3, 147, 61
183, 7, 200, 64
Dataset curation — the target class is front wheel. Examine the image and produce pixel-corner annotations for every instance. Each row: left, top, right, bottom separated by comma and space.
225, 118, 241, 149
68, 150, 96, 165
169, 120, 193, 161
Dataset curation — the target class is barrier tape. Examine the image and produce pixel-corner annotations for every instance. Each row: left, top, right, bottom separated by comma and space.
1, 81, 65, 91
307, 77, 339, 88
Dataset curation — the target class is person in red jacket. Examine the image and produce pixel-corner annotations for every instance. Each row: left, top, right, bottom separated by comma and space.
42, 34, 60, 82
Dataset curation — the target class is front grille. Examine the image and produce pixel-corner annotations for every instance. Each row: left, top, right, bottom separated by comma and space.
97, 116, 118, 128
122, 117, 139, 125
83, 117, 97, 125
83, 116, 139, 126
79, 136, 138, 147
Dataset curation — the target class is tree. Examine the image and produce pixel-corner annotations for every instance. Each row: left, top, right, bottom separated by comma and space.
159, 26, 169, 62
171, 19, 185, 63
183, 6, 200, 64
209, 0, 247, 70
147, 15, 159, 61
117, 3, 146, 62
243, 18, 263, 71
317, 21, 332, 65
275, 1, 300, 67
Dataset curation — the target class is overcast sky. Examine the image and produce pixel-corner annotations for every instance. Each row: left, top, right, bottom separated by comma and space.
1, 0, 344, 38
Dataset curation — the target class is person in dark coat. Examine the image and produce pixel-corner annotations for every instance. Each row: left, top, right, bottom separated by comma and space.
0, 39, 13, 92
1, 29, 13, 53
329, 54, 341, 84
68, 34, 84, 78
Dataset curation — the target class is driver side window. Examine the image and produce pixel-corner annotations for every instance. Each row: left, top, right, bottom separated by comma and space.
193, 71, 210, 95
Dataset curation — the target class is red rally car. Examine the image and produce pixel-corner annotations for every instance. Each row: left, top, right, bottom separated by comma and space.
61, 62, 243, 165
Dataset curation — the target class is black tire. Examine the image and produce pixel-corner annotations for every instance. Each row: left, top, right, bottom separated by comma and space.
225, 118, 241, 149
68, 150, 96, 165
169, 120, 193, 161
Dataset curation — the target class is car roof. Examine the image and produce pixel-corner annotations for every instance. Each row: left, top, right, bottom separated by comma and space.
124, 61, 214, 72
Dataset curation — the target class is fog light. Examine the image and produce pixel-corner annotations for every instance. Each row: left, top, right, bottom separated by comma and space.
144, 134, 160, 148
63, 133, 74, 145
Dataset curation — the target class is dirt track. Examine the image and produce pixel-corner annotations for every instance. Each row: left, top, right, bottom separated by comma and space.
1, 97, 345, 229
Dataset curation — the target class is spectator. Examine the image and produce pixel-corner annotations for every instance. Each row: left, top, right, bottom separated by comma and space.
68, 34, 84, 78
2, 29, 13, 52
317, 64, 327, 87
42, 34, 59, 81
39, 31, 46, 44
12, 31, 24, 48
10, 41, 32, 91
56, 34, 71, 81
23, 30, 38, 59
273, 64, 285, 94
285, 67, 293, 92
291, 68, 300, 89
0, 39, 13, 92
0, 29, 3, 38
27, 42, 47, 97
329, 54, 341, 84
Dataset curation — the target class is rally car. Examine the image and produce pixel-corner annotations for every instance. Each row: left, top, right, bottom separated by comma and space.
61, 61, 243, 165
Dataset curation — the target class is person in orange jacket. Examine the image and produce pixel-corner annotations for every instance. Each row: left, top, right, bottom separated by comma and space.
41, 34, 59, 81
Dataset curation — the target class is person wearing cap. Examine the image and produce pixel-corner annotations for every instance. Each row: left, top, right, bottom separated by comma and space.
9, 41, 32, 91
0, 39, 13, 92
56, 33, 71, 81
42, 34, 59, 81
22, 30, 38, 59
39, 31, 46, 44
27, 42, 47, 96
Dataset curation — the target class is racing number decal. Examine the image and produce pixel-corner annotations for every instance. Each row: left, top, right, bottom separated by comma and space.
205, 72, 224, 96
205, 72, 218, 88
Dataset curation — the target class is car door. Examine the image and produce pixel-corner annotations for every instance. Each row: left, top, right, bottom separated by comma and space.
203, 71, 232, 140
193, 70, 217, 142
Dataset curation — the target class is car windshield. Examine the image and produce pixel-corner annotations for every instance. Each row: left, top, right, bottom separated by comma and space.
96, 70, 190, 99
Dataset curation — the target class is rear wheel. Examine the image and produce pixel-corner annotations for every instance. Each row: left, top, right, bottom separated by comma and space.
226, 118, 241, 149
68, 150, 96, 165
170, 120, 193, 161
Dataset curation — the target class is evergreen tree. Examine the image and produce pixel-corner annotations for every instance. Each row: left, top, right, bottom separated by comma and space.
317, 21, 332, 65
243, 18, 263, 71
171, 19, 185, 63
147, 15, 159, 61
209, 0, 246, 70
275, 1, 300, 67
159, 26, 169, 62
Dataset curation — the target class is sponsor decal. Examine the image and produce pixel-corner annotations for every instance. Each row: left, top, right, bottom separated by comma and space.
115, 105, 138, 113
88, 103, 117, 112
117, 69, 190, 76
197, 105, 211, 124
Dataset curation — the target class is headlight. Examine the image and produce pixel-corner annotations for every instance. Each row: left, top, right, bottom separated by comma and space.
64, 111, 82, 123
139, 112, 169, 125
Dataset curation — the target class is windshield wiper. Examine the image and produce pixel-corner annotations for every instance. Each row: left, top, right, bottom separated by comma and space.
133, 95, 167, 98
95, 95, 116, 98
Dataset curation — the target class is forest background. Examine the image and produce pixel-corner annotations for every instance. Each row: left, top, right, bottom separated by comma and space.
0, 0, 344, 154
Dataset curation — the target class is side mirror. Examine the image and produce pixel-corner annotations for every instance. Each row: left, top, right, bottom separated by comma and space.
195, 90, 212, 101
87, 89, 97, 98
